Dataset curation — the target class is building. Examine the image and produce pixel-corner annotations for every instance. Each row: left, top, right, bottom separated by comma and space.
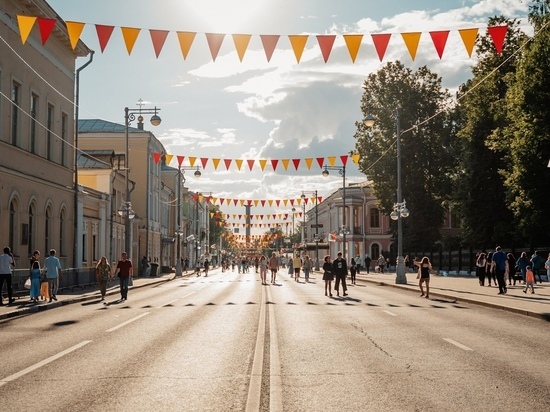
0, 0, 90, 268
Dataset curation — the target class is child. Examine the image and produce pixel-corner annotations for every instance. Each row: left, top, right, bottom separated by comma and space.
523, 265, 535, 294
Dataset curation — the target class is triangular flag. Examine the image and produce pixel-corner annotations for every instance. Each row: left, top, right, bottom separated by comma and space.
458, 28, 478, 57
177, 155, 185, 166
65, 21, 85, 50
260, 34, 280, 62
487, 25, 508, 55
224, 158, 232, 170
316, 157, 325, 168
271, 159, 279, 171
281, 159, 290, 170
292, 159, 301, 170
232, 34, 251, 62
340, 155, 349, 167
259, 159, 267, 171
304, 158, 313, 169
351, 153, 360, 165
200, 158, 208, 169
95, 24, 115, 53
37, 17, 57, 45
343, 34, 363, 63
121, 27, 141, 55
235, 159, 243, 170
212, 158, 221, 170
371, 33, 391, 61
189, 156, 197, 167
247, 159, 255, 171
205, 33, 225, 61
328, 156, 336, 166
429, 30, 449, 59
401, 32, 421, 61
16, 15, 37, 45
165, 154, 173, 165
176, 31, 196, 59
316, 35, 336, 63
288, 35, 308, 63
153, 152, 162, 164
149, 29, 169, 58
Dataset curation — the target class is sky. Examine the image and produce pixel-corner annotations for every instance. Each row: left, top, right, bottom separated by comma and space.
45, 0, 530, 234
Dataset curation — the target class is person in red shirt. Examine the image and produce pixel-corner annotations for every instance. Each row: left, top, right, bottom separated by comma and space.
114, 252, 133, 301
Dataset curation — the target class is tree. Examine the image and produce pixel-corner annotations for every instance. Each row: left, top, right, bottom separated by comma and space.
354, 62, 454, 251
451, 17, 527, 248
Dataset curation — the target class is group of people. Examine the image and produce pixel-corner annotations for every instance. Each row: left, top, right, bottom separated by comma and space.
321, 252, 351, 297
476, 248, 550, 295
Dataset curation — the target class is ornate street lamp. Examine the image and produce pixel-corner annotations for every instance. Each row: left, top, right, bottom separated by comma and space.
322, 166, 348, 260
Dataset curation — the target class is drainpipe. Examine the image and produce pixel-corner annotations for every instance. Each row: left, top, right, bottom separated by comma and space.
73, 50, 95, 269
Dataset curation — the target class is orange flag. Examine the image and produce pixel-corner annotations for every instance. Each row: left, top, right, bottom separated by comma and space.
212, 158, 221, 170
458, 28, 478, 57
235, 159, 244, 170
16, 15, 36, 45
232, 34, 252, 62
351, 153, 360, 165
327, 156, 336, 167
66, 21, 85, 50
150, 29, 169, 58
260, 35, 280, 62
165, 154, 173, 165
288, 35, 308, 63
189, 156, 197, 167
121, 27, 141, 55
371, 33, 391, 61
176, 31, 196, 59
401, 32, 421, 61
259, 159, 267, 171
281, 159, 290, 170
430, 30, 449, 59
95, 24, 115, 53
316, 35, 336, 63
205, 33, 225, 61
304, 158, 313, 169
343, 34, 363, 63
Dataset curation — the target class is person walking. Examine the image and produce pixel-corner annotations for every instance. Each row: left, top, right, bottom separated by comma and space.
414, 256, 432, 298
476, 252, 487, 286
322, 255, 333, 297
269, 252, 279, 284
303, 255, 311, 282
517, 252, 529, 284
96, 256, 111, 301
204, 258, 210, 277
332, 252, 348, 297
259, 255, 267, 285
530, 251, 543, 283
184, 257, 190, 273
44, 249, 62, 303
377, 254, 386, 273
114, 252, 133, 301
491, 246, 509, 295
507, 253, 516, 286
29, 250, 41, 303
523, 266, 536, 294
349, 258, 357, 285
0, 247, 16, 306
292, 253, 302, 282
364, 255, 371, 274
355, 255, 362, 275
545, 253, 550, 283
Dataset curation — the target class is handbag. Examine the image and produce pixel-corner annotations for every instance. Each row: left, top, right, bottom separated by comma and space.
128, 276, 133, 287
24, 277, 31, 289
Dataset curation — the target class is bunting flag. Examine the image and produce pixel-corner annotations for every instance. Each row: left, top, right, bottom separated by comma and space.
15, 15, 509, 64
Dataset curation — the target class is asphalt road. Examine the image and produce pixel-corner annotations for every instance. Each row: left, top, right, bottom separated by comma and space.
1, 268, 549, 412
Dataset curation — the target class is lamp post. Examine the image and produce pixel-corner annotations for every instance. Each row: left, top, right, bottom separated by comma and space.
364, 109, 408, 284
291, 207, 296, 239
175, 166, 201, 277
322, 166, 348, 261
301, 191, 319, 270
122, 104, 161, 261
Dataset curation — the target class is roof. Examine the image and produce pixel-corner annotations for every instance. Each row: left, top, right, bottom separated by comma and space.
77, 152, 112, 169
78, 119, 141, 133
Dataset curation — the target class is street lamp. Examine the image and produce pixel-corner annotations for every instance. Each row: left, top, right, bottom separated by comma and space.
322, 166, 348, 261
301, 191, 319, 270
364, 108, 408, 284
123, 103, 161, 261
175, 166, 201, 277
291, 207, 296, 238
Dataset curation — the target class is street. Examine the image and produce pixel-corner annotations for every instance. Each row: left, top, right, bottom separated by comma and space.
1, 268, 549, 412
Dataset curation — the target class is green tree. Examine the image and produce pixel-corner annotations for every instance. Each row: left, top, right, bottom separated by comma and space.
452, 17, 527, 248
493, 4, 550, 245
354, 62, 454, 251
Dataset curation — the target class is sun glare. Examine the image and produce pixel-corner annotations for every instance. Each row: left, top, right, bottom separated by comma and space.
181, 0, 264, 33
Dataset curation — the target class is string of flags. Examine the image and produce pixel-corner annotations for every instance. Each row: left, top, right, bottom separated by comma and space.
16, 15, 508, 62
194, 193, 323, 208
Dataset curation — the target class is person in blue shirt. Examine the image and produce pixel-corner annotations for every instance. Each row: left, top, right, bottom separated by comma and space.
490, 246, 509, 295
44, 249, 62, 302
530, 251, 543, 284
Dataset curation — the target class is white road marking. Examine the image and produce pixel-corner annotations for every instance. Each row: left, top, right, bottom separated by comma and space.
268, 287, 283, 411
245, 285, 266, 412
0, 340, 92, 387
383, 310, 397, 317
105, 312, 150, 332
443, 338, 473, 351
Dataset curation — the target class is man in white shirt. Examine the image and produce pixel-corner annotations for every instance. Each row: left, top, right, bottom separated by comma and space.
0, 246, 16, 305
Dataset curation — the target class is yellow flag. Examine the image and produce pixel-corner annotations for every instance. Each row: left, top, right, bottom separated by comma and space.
459, 28, 478, 58
121, 27, 141, 55
288, 35, 308, 63
66, 21, 85, 50
232, 34, 252, 62
17, 15, 37, 45
401, 32, 421, 61
343, 34, 363, 63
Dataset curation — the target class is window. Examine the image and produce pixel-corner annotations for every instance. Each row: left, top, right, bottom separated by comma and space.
61, 113, 68, 166
370, 208, 380, 228
28, 204, 36, 255
9, 200, 17, 251
47, 104, 54, 161
92, 234, 97, 262
45, 207, 51, 252
30, 94, 38, 153
371, 243, 380, 260
449, 208, 461, 229
11, 81, 21, 146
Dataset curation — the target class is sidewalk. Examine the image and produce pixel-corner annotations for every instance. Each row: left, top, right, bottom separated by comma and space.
2, 270, 549, 321
0, 273, 175, 320
355, 271, 550, 321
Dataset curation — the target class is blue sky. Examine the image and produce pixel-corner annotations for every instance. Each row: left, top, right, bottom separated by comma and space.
47, 0, 530, 232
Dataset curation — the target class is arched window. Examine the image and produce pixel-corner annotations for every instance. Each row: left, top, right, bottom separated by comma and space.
370, 208, 380, 228
9, 199, 17, 250
371, 243, 380, 260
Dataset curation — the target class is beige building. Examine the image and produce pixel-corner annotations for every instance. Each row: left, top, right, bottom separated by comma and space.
0, 0, 90, 268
